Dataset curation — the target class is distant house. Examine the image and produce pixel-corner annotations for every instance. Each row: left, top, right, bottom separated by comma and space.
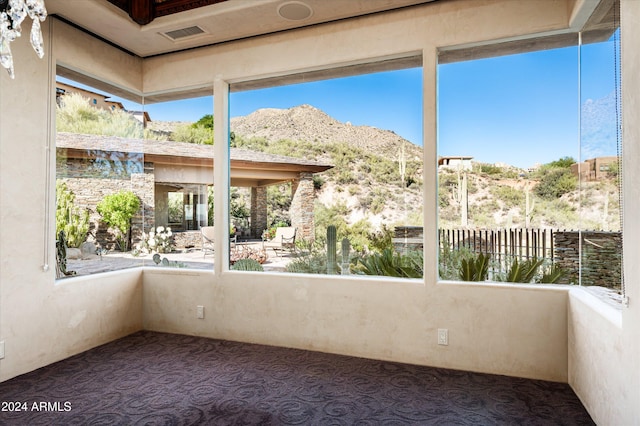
438, 156, 473, 171
56, 81, 125, 112
571, 156, 618, 181
57, 82, 155, 128
130, 111, 152, 127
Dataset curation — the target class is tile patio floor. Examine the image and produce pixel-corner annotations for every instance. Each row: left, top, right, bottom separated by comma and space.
64, 242, 293, 277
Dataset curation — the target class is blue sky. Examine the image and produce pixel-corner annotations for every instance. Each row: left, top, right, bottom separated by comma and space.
438, 39, 619, 168
438, 47, 580, 168
229, 68, 423, 145
137, 67, 424, 147
62, 35, 619, 170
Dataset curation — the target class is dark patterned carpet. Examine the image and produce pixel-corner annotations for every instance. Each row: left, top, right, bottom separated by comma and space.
0, 331, 593, 425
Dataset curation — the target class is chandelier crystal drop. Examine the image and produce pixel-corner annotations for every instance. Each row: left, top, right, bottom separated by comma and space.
0, 0, 47, 79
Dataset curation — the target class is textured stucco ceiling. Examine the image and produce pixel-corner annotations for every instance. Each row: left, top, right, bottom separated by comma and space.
46, 0, 438, 57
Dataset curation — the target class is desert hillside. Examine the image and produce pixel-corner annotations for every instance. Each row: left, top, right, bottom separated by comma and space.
153, 104, 620, 233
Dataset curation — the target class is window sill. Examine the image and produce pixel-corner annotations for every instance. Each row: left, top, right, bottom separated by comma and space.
569, 286, 623, 328
579, 286, 624, 311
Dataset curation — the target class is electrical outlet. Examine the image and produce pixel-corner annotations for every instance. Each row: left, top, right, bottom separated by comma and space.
0, 340, 5, 359
437, 329, 448, 346
197, 305, 205, 319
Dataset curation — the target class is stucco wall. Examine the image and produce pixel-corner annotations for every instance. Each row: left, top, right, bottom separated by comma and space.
568, 290, 626, 425
0, 20, 144, 382
1, 1, 638, 423
568, 1, 640, 424
143, 271, 569, 381
140, 0, 578, 383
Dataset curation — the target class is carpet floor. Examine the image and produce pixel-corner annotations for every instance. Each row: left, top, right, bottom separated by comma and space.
0, 331, 594, 425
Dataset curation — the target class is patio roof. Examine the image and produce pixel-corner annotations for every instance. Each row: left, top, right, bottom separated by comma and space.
56, 132, 333, 187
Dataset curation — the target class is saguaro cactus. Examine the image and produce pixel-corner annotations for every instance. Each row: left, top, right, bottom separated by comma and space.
327, 225, 337, 274
454, 168, 468, 227
341, 237, 351, 275
525, 187, 535, 228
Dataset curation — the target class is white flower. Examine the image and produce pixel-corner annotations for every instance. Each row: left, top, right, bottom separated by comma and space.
156, 226, 165, 233
148, 238, 156, 247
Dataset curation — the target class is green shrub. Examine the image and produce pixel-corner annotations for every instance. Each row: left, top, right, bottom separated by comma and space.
367, 224, 394, 252
57, 93, 144, 138
490, 185, 525, 209
193, 114, 213, 129
536, 198, 579, 228
479, 163, 503, 175
96, 190, 140, 251
286, 250, 328, 274
356, 248, 423, 278
55, 181, 90, 248
370, 196, 386, 215
335, 169, 356, 184
230, 135, 269, 151
312, 174, 326, 190
231, 258, 264, 272
535, 167, 577, 200
545, 156, 576, 169
343, 219, 372, 252
171, 123, 213, 144
438, 190, 450, 208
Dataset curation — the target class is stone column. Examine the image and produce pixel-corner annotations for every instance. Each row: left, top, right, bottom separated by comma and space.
290, 172, 315, 241
251, 186, 268, 238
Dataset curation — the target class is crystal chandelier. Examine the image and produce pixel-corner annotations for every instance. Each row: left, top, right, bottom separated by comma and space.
0, 0, 47, 79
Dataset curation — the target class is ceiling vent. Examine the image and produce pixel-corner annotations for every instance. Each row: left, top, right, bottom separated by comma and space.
162, 26, 207, 41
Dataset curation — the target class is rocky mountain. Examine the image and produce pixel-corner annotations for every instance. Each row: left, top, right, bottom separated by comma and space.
229, 104, 424, 229
152, 104, 620, 233
230, 104, 422, 162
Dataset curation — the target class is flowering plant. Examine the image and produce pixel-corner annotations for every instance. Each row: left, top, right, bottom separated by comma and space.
230, 247, 267, 265
261, 227, 276, 241
140, 226, 174, 253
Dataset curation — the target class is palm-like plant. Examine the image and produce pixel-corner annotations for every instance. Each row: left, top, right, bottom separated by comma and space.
503, 258, 544, 283
459, 253, 490, 281
358, 248, 423, 278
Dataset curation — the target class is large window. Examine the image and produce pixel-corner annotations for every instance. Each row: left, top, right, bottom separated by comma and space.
437, 16, 623, 297
227, 66, 424, 277
578, 24, 623, 296
55, 74, 215, 278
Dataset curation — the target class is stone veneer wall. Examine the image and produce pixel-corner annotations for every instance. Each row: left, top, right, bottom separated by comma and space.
251, 186, 268, 238
58, 157, 155, 250
553, 231, 622, 288
290, 172, 315, 241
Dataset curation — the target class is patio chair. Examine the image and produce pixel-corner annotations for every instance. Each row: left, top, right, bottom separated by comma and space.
263, 226, 297, 257
201, 226, 215, 257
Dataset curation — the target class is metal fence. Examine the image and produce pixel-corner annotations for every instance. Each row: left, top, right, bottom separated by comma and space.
438, 228, 555, 265
437, 228, 622, 287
